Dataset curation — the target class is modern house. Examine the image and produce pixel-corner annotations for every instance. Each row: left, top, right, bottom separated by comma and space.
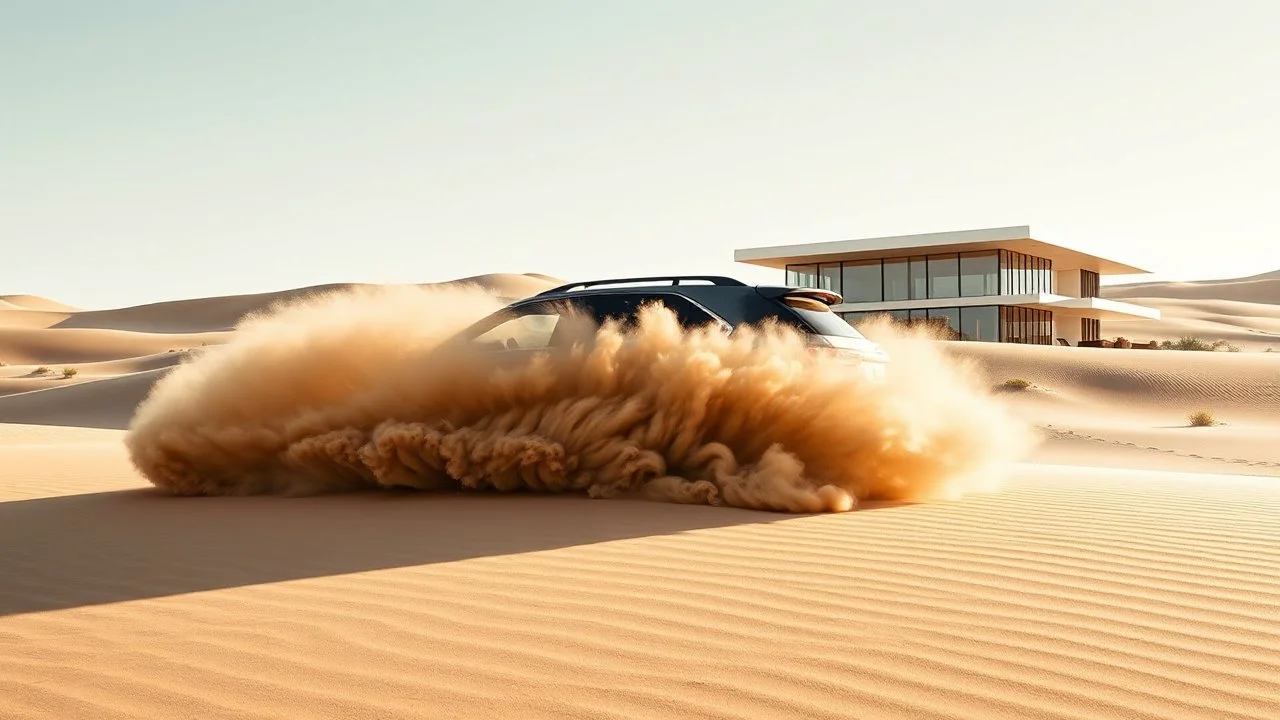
733, 225, 1160, 345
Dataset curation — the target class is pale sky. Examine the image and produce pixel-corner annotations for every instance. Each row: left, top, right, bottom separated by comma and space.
3, 0, 1278, 310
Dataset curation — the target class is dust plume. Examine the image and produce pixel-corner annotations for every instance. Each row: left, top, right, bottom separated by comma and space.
125, 284, 1036, 512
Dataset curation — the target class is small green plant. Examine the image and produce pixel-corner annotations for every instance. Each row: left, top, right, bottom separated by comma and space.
1002, 378, 1032, 390
1160, 336, 1240, 352
1188, 410, 1216, 427
62, 367, 78, 378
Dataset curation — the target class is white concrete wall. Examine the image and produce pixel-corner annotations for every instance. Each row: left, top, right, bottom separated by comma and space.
1054, 269, 1081, 298
1055, 316, 1082, 345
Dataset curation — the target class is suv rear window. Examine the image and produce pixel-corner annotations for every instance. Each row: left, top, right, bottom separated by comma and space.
779, 296, 864, 338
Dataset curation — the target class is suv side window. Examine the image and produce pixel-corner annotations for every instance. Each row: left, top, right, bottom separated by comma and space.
577, 292, 723, 330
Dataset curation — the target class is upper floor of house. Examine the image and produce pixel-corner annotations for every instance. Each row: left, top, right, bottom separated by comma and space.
734, 225, 1150, 306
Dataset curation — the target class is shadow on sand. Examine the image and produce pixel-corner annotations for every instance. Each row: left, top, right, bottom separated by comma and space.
0, 488, 912, 617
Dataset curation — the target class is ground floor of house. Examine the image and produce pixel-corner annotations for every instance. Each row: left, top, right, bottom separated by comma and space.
840, 304, 1105, 345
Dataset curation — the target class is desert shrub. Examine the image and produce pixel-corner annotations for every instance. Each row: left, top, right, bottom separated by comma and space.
1002, 378, 1032, 390
32, 366, 51, 375
1211, 339, 1241, 352
1169, 336, 1213, 351
62, 367, 78, 378
1188, 410, 1216, 427
1112, 336, 1132, 349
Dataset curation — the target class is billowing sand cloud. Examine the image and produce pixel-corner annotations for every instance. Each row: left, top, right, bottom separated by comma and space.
124, 284, 1035, 512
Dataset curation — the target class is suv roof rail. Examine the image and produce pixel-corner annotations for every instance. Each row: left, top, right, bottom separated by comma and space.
536, 275, 748, 296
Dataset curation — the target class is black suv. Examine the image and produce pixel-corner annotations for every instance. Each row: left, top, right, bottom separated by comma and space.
448, 275, 889, 377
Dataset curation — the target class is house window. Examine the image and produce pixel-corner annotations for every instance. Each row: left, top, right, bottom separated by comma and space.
909, 256, 928, 300
959, 306, 999, 342
926, 307, 961, 339
927, 254, 959, 298
959, 251, 999, 297
882, 258, 909, 301
785, 264, 818, 289
818, 262, 842, 294
1000, 306, 1053, 344
1080, 270, 1100, 298
840, 259, 883, 303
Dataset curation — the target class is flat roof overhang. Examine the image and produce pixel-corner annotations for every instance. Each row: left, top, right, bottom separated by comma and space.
734, 225, 1151, 275
1031, 296, 1161, 321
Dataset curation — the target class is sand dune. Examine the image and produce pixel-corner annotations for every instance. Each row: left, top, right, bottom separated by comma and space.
4, 270, 1280, 719
2, 426, 1279, 719
945, 342, 1280, 417
1104, 269, 1280, 305
941, 341, 1280, 478
0, 370, 171, 429
54, 273, 558, 334
1099, 270, 1280, 351
1100, 297, 1280, 352
0, 326, 226, 365
0, 294, 81, 312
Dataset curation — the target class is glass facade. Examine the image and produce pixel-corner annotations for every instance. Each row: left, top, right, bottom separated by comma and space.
960, 251, 999, 296
785, 249, 1050, 301
998, 250, 1054, 294
1080, 269, 1100, 298
883, 257, 910, 301
927, 255, 960, 298
1081, 317, 1101, 342
842, 304, 1049, 344
787, 248, 1057, 344
840, 259, 882, 303
999, 306, 1053, 344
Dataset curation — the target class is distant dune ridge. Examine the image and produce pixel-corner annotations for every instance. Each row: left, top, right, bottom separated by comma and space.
1101, 268, 1280, 351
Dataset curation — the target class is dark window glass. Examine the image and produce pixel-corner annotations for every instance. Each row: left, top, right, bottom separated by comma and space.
927, 254, 959, 298
959, 306, 999, 341
926, 307, 961, 339
818, 262, 842, 294
909, 257, 928, 300
574, 293, 721, 331
959, 251, 999, 297
786, 264, 818, 289
998, 250, 1009, 295
1080, 269, 1100, 298
1005, 252, 1018, 294
883, 258, 910, 301
840, 259, 883, 303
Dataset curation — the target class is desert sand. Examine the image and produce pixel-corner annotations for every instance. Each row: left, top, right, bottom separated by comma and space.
2, 272, 1279, 719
